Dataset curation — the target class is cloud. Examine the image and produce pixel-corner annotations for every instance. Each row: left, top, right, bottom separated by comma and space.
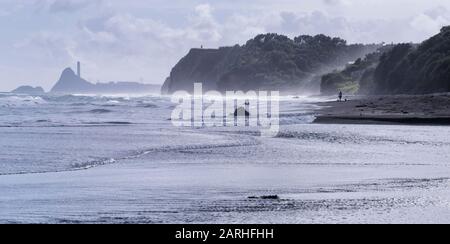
188, 4, 222, 42
6, 1, 450, 91
34, 0, 102, 13
14, 32, 77, 64
0, 9, 10, 17
14, 4, 227, 84
322, 0, 351, 6
277, 11, 351, 38
410, 6, 450, 37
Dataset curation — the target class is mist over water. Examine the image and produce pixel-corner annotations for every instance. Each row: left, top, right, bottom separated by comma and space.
2, 0, 450, 226
1, 92, 450, 223
0, 93, 317, 175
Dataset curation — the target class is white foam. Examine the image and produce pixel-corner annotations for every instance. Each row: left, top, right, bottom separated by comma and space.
0, 95, 47, 106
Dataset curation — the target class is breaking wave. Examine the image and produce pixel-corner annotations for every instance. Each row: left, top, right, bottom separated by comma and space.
0, 95, 47, 106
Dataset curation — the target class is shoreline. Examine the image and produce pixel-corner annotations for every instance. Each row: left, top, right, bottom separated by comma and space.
313, 93, 450, 125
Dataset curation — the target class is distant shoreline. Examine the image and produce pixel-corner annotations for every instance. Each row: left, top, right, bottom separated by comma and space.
313, 94, 450, 126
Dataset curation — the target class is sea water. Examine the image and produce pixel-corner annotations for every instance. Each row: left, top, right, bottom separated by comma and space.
1, 92, 450, 223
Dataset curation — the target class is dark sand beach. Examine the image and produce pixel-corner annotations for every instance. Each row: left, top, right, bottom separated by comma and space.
3, 94, 450, 223
314, 94, 450, 125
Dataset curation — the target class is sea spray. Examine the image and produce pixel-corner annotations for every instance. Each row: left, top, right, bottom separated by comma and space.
170, 83, 280, 137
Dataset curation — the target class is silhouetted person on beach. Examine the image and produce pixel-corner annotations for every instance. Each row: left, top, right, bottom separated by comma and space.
338, 91, 343, 102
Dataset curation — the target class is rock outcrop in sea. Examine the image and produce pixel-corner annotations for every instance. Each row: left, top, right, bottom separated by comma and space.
11, 86, 45, 94
51, 68, 93, 93
50, 63, 160, 94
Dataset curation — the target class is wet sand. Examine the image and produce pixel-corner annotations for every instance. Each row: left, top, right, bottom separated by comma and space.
2, 94, 450, 223
3, 124, 450, 224
314, 94, 450, 125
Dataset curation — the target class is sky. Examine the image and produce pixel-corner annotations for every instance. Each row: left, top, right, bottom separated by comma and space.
0, 0, 449, 91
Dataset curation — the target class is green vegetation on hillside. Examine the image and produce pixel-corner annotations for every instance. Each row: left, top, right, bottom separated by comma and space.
320, 45, 393, 95
374, 26, 450, 94
163, 33, 379, 94
320, 26, 450, 95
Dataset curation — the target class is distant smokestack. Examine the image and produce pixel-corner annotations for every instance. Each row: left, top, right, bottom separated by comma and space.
77, 61, 81, 77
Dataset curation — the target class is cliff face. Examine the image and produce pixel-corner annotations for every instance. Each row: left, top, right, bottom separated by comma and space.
162, 34, 380, 94
163, 47, 240, 94
321, 26, 450, 95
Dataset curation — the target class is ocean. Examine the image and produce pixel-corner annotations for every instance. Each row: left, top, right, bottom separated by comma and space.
1, 92, 450, 223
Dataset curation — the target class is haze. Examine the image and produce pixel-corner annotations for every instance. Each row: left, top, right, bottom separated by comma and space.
0, 0, 449, 91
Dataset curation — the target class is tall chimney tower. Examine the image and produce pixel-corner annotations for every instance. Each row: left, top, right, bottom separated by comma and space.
77, 61, 81, 77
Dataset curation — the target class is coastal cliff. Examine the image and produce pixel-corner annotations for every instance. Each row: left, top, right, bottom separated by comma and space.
162, 46, 240, 94
162, 34, 380, 94
321, 26, 450, 95
373, 26, 450, 94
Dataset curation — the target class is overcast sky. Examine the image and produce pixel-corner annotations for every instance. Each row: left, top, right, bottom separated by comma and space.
0, 0, 449, 91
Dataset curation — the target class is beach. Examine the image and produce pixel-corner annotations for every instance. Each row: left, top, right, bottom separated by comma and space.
314, 93, 450, 125
1, 93, 450, 223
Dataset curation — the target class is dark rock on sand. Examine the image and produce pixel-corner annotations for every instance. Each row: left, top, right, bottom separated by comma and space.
234, 107, 250, 117
248, 195, 280, 200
